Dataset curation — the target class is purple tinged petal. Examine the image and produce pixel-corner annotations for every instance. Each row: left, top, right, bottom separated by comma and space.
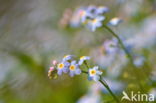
71, 60, 76, 65
78, 60, 83, 65
75, 69, 81, 75
69, 71, 75, 77
96, 22, 102, 27
57, 70, 63, 75
63, 67, 69, 73
96, 6, 109, 14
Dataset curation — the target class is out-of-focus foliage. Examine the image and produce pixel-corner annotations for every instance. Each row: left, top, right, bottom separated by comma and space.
0, 0, 156, 103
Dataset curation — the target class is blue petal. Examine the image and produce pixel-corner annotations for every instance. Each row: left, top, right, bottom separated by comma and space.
63, 67, 69, 73
71, 60, 76, 65
93, 75, 100, 81
57, 70, 63, 75
78, 60, 83, 65
75, 69, 81, 75
69, 71, 75, 77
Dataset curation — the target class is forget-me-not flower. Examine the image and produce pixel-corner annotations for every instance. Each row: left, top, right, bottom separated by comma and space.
78, 56, 90, 65
103, 38, 119, 54
57, 61, 70, 75
69, 61, 81, 77
87, 16, 105, 32
88, 66, 102, 81
63, 55, 75, 61
108, 17, 122, 26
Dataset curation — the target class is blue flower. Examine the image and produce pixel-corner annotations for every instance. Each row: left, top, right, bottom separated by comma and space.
78, 56, 90, 65
79, 9, 92, 23
103, 38, 119, 54
57, 61, 70, 75
69, 61, 81, 77
107, 17, 122, 26
63, 55, 75, 61
133, 56, 145, 67
87, 16, 105, 32
88, 66, 102, 81
86, 5, 97, 13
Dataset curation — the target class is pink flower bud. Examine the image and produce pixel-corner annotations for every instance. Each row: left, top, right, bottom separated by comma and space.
49, 67, 54, 71
52, 60, 58, 65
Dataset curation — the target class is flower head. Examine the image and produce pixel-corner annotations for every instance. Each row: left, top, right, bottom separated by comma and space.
69, 61, 81, 77
108, 17, 122, 26
63, 55, 75, 61
103, 38, 119, 54
88, 66, 102, 81
96, 6, 109, 14
70, 7, 87, 27
78, 56, 90, 65
69, 5, 110, 31
133, 56, 145, 67
87, 16, 105, 32
57, 61, 70, 75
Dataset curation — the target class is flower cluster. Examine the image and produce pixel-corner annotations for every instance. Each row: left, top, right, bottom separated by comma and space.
48, 55, 103, 81
68, 5, 122, 31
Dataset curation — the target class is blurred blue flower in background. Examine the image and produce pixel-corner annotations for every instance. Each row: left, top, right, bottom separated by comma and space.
86, 16, 105, 32
108, 17, 122, 26
103, 38, 119, 54
133, 55, 145, 67
95, 6, 109, 14
77, 83, 101, 103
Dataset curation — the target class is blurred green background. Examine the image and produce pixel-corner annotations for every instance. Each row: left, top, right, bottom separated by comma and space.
0, 0, 156, 103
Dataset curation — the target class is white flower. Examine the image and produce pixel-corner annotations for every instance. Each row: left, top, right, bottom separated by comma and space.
88, 66, 102, 81
108, 17, 122, 26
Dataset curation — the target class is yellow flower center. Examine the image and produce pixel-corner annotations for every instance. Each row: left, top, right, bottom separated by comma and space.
92, 19, 97, 23
58, 63, 64, 69
69, 65, 75, 70
64, 55, 68, 58
80, 56, 85, 59
90, 70, 96, 75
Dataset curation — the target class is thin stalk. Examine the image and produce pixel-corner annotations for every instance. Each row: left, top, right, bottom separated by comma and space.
84, 61, 90, 69
83, 62, 120, 103
99, 79, 120, 103
103, 25, 145, 92
103, 25, 133, 63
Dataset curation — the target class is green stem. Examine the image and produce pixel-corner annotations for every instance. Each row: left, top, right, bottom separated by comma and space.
84, 61, 90, 69
82, 70, 88, 74
83, 63, 120, 103
103, 25, 145, 92
103, 25, 133, 63
99, 79, 120, 103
